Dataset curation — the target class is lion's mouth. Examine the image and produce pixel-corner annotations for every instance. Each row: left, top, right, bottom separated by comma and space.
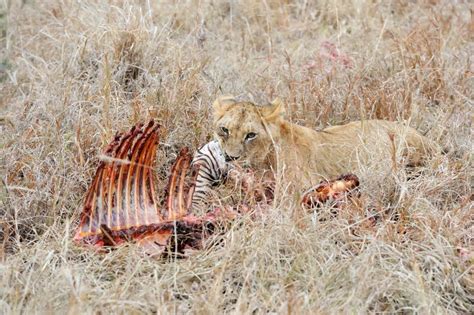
224, 153, 240, 162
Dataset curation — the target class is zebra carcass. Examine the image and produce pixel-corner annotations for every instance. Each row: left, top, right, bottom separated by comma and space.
74, 120, 360, 257
74, 121, 239, 257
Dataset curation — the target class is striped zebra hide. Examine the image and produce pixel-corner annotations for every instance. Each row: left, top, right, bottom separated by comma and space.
190, 140, 229, 208
74, 120, 237, 257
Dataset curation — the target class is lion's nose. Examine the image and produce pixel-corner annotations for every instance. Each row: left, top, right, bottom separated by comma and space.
225, 154, 240, 162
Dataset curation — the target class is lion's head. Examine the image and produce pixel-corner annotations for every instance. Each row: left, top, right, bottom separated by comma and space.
212, 96, 285, 168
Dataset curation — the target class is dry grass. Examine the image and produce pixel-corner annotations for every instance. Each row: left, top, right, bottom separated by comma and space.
1, 0, 473, 313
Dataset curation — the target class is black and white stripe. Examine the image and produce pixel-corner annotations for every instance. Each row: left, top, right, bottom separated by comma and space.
191, 140, 229, 207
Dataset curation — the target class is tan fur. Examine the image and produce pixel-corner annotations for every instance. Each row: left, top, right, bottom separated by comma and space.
213, 96, 438, 191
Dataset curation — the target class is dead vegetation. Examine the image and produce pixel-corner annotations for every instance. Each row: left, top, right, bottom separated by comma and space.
0, 0, 472, 313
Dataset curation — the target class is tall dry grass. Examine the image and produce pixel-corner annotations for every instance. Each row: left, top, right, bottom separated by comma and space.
0, 0, 472, 313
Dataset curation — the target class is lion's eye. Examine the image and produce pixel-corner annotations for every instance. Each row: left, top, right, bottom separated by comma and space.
219, 127, 229, 137
245, 132, 257, 141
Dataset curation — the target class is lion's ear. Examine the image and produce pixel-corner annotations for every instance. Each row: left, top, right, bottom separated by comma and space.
212, 95, 237, 116
261, 98, 285, 122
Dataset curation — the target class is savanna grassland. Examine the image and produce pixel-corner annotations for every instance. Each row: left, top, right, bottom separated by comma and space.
0, 0, 473, 313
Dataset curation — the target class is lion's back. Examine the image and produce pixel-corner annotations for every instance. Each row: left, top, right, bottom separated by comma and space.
294, 119, 439, 186
323, 119, 438, 164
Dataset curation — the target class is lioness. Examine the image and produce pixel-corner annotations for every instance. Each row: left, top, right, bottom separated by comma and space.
213, 95, 438, 191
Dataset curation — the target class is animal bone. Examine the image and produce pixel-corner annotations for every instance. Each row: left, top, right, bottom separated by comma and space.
301, 173, 360, 209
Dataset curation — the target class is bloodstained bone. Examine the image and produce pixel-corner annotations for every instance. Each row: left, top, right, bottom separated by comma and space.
301, 173, 360, 209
